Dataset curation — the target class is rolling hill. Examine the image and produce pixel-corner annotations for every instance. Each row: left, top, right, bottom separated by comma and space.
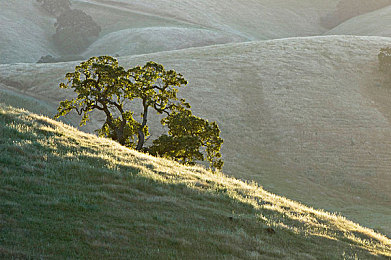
1, 35, 391, 237
76, 0, 337, 40
0, 0, 56, 64
320, 0, 391, 29
1, 0, 339, 64
82, 27, 243, 58
1, 104, 390, 258
326, 5, 391, 37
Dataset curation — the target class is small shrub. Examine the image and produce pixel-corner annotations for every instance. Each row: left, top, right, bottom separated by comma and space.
37, 55, 56, 63
37, 55, 84, 63
379, 47, 391, 72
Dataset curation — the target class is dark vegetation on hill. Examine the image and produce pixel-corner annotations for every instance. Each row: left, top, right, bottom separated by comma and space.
379, 47, 391, 72
321, 0, 391, 29
53, 9, 101, 54
36, 0, 101, 56
37, 54, 84, 63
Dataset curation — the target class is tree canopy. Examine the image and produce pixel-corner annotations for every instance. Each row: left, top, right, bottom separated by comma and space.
55, 56, 224, 170
53, 9, 101, 54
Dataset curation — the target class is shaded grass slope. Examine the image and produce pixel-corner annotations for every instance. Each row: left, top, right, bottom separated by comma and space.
1, 104, 391, 258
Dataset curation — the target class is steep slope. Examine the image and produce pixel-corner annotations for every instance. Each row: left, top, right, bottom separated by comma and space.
1, 36, 391, 236
326, 5, 391, 37
1, 104, 390, 258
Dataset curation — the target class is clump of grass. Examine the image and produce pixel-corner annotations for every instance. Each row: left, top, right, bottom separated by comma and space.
0, 104, 390, 259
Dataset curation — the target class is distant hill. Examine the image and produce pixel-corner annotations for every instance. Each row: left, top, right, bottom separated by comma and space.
77, 0, 337, 40
326, 5, 391, 37
321, 0, 391, 29
1, 104, 390, 258
82, 27, 243, 58
0, 1, 56, 64
1, 35, 391, 237
0, 0, 338, 64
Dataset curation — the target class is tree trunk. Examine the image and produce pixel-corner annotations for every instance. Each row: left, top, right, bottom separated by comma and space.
136, 100, 148, 151
102, 104, 126, 145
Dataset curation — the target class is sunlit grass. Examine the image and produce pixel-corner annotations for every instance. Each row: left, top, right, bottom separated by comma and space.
1, 104, 391, 258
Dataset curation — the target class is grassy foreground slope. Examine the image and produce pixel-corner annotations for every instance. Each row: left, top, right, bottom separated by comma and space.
1, 36, 391, 236
1, 104, 391, 259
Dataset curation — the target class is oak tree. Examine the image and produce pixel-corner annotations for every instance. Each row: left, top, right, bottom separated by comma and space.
149, 107, 224, 170
55, 56, 224, 170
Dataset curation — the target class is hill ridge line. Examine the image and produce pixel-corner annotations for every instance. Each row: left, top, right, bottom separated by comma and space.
2, 35, 391, 67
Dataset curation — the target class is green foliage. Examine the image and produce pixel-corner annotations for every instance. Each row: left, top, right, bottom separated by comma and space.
53, 9, 101, 54
150, 108, 224, 170
55, 56, 224, 170
379, 47, 391, 72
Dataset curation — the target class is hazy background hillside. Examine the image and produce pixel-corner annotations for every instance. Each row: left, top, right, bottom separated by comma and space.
326, 5, 391, 37
1, 0, 339, 64
1, 0, 391, 239
321, 0, 391, 29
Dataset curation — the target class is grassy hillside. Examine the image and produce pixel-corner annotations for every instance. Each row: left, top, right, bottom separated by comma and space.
1, 104, 391, 258
82, 27, 243, 58
77, 0, 337, 40
326, 6, 391, 37
1, 35, 391, 236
